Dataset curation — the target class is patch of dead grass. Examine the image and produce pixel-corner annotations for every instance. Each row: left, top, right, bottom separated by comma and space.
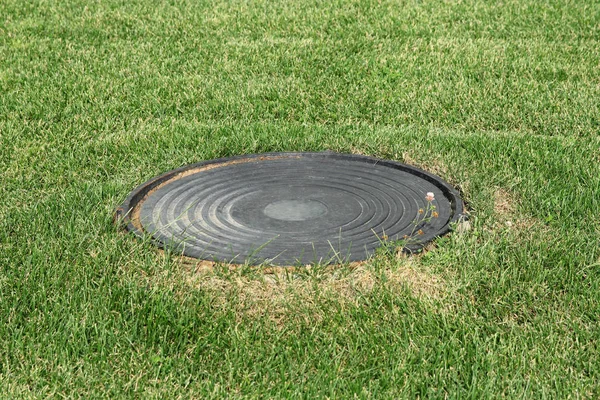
139, 256, 452, 328
491, 187, 553, 244
387, 257, 446, 301
493, 187, 538, 232
401, 152, 448, 178
494, 188, 516, 217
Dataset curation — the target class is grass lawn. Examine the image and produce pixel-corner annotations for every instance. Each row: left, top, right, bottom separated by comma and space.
1, 0, 600, 397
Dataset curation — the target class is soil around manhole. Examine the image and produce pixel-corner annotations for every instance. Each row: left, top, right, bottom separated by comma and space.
116, 152, 464, 266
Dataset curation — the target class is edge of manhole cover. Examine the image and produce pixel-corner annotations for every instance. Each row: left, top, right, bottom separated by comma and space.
115, 152, 465, 266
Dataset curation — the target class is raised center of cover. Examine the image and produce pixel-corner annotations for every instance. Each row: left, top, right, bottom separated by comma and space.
263, 199, 328, 221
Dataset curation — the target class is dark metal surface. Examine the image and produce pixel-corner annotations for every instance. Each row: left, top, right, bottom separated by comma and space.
116, 152, 463, 265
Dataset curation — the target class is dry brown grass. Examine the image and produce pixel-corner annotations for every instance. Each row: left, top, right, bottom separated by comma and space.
494, 188, 517, 218
401, 152, 449, 178
490, 187, 554, 247
348, 147, 451, 180
138, 254, 452, 328
493, 187, 537, 232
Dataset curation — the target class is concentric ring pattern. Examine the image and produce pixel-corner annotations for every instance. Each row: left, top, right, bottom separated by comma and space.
117, 152, 463, 266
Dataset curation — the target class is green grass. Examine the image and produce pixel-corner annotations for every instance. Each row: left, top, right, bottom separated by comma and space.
1, 0, 600, 397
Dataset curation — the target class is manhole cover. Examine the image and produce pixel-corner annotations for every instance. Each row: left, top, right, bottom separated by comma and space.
116, 152, 463, 266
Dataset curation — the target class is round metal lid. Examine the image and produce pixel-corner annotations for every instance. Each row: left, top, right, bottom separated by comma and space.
116, 152, 463, 266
